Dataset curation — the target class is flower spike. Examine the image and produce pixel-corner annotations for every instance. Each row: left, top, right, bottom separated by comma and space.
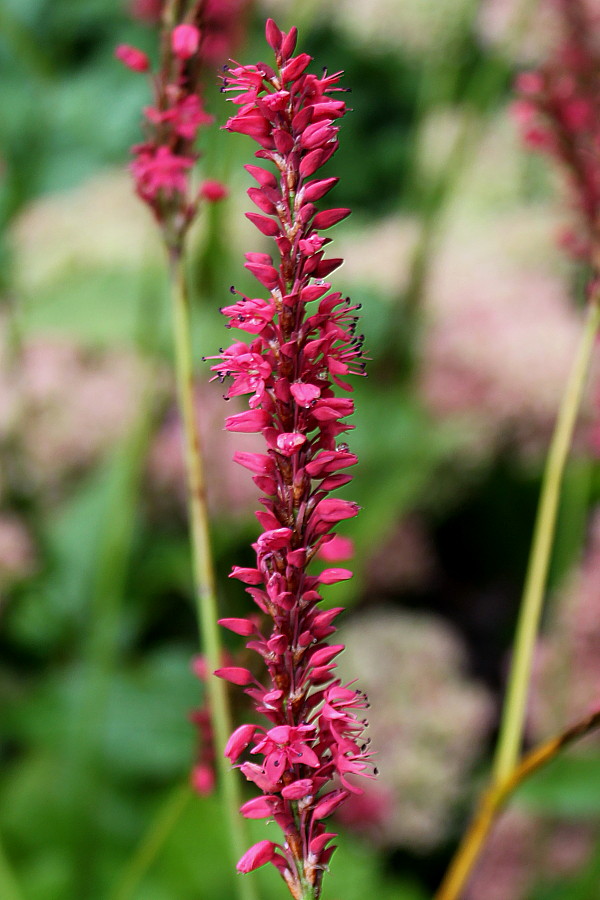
214, 19, 373, 900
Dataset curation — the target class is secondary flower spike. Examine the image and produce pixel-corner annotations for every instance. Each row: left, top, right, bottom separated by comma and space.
116, 2, 227, 252
210, 19, 373, 900
513, 0, 600, 262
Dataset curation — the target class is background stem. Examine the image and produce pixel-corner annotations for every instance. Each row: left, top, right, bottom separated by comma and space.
493, 297, 600, 784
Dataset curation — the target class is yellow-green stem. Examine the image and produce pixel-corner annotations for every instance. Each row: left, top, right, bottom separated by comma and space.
109, 785, 191, 900
0, 835, 23, 900
435, 709, 600, 900
168, 254, 255, 900
493, 296, 600, 785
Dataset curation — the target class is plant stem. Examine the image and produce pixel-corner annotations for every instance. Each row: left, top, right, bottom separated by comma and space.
0, 835, 23, 900
493, 296, 600, 785
168, 252, 254, 900
434, 709, 600, 900
109, 785, 192, 900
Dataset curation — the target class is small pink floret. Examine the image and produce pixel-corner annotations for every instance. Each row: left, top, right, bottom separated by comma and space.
200, 179, 228, 202
318, 534, 354, 562
191, 763, 215, 795
115, 43, 150, 73
225, 723, 258, 762
172, 23, 201, 60
237, 840, 279, 874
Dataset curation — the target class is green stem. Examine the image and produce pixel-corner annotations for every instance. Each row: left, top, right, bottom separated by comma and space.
0, 835, 23, 900
168, 253, 254, 900
493, 297, 600, 784
109, 785, 192, 900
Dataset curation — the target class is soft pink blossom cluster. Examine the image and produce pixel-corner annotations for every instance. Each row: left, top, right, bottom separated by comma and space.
0, 329, 146, 499
336, 610, 493, 851
512, 0, 600, 260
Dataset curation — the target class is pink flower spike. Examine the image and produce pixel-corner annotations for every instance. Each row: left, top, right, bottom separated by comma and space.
172, 23, 201, 60
224, 724, 257, 762
115, 44, 150, 73
237, 840, 279, 873
214, 22, 372, 896
200, 179, 228, 202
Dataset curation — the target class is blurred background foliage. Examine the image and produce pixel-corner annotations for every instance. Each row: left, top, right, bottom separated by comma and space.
1, 1, 600, 898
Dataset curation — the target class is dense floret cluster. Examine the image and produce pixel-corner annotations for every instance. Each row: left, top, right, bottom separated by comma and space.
209, 19, 373, 900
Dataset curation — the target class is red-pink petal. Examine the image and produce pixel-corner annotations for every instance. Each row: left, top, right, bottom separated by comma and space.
218, 617, 256, 636
317, 568, 353, 585
215, 666, 254, 686
115, 44, 150, 72
224, 724, 257, 761
237, 840, 278, 873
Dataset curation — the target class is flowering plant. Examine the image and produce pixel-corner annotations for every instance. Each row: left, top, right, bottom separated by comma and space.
116, 3, 227, 253
210, 18, 373, 899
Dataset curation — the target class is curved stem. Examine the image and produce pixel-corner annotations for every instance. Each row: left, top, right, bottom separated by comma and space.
493, 296, 600, 785
434, 709, 600, 900
109, 785, 191, 900
168, 253, 255, 900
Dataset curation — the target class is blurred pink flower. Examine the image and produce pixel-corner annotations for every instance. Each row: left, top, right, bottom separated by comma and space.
0, 514, 37, 595
529, 508, 600, 739
146, 381, 261, 520
336, 609, 493, 850
0, 331, 147, 498
419, 204, 586, 459
466, 808, 596, 900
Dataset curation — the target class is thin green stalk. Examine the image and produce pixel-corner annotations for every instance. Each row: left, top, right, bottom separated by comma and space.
0, 835, 23, 900
493, 296, 600, 784
109, 785, 192, 900
168, 253, 254, 900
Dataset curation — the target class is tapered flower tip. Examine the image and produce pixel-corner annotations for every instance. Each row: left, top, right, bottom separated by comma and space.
172, 23, 201, 60
318, 567, 353, 585
237, 840, 279, 873
265, 18, 282, 51
115, 44, 150, 72
218, 616, 256, 636
225, 723, 257, 761
214, 666, 254, 685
